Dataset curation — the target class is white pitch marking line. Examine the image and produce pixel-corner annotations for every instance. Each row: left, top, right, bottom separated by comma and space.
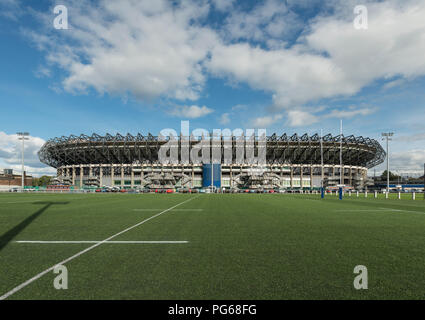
378, 207, 425, 215
2, 201, 45, 204
0, 195, 200, 300
334, 208, 425, 214
334, 209, 388, 212
133, 209, 203, 211
15, 240, 189, 244
1, 198, 94, 204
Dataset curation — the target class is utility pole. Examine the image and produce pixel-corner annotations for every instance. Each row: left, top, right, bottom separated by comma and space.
381, 132, 394, 195
17, 132, 30, 191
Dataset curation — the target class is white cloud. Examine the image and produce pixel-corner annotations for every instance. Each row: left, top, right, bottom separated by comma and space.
29, 0, 217, 102
169, 105, 214, 119
26, 0, 425, 119
212, 0, 235, 11
34, 65, 51, 78
231, 104, 247, 111
0, 0, 21, 20
216, 105, 248, 126
286, 110, 319, 127
305, 1, 425, 90
219, 112, 231, 125
0, 132, 54, 176
283, 105, 376, 127
209, 0, 425, 110
222, 0, 301, 42
388, 149, 425, 175
208, 42, 353, 109
325, 106, 377, 119
382, 78, 407, 90
252, 114, 283, 128
397, 132, 425, 142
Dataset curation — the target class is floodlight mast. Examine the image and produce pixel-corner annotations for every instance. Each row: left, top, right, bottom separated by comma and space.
340, 120, 343, 186
381, 132, 394, 195
211, 158, 213, 192
320, 129, 324, 188
17, 132, 30, 191
211, 131, 214, 193
320, 129, 325, 199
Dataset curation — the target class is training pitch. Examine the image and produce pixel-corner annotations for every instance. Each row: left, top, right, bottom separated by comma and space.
0, 192, 424, 300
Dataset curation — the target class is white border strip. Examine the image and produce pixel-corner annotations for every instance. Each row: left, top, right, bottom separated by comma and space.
0, 195, 200, 300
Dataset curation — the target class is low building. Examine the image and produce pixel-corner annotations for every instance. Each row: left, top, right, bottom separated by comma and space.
0, 169, 33, 191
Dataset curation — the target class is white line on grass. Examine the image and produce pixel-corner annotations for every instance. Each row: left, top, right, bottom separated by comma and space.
379, 208, 425, 215
334, 208, 425, 214
0, 195, 200, 300
2, 201, 45, 204
334, 209, 388, 212
133, 209, 203, 211
1, 198, 95, 204
342, 198, 425, 208
15, 240, 189, 244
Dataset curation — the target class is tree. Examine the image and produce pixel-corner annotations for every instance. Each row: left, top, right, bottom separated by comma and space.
32, 177, 39, 186
380, 170, 399, 181
33, 176, 53, 186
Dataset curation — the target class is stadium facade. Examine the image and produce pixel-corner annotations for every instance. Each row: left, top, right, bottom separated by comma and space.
38, 132, 385, 190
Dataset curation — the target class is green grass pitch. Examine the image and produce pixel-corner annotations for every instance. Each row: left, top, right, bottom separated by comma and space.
0, 192, 424, 300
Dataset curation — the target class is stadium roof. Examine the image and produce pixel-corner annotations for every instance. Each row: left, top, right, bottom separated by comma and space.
38, 133, 386, 169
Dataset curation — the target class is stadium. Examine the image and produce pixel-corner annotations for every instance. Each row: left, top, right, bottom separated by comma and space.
38, 132, 386, 191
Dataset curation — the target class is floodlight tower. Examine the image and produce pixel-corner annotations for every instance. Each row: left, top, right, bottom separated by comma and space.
17, 132, 30, 190
340, 120, 343, 186
320, 129, 324, 185
320, 129, 325, 199
381, 132, 394, 195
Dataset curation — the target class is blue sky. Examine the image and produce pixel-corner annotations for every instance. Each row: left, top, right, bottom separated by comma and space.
0, 0, 425, 176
